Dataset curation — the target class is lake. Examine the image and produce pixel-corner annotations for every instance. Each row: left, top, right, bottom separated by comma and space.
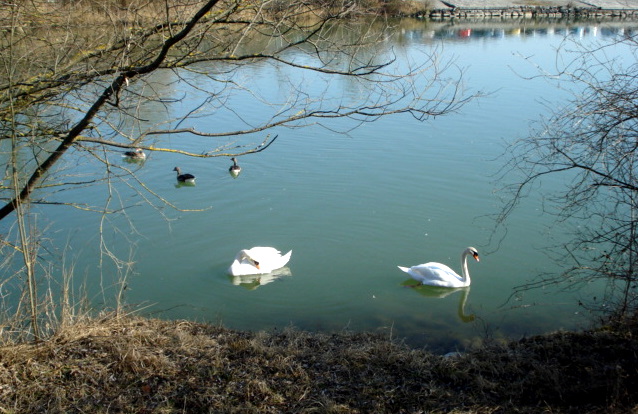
23, 19, 638, 353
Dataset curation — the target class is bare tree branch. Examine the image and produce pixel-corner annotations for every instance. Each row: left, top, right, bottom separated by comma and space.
498, 34, 638, 318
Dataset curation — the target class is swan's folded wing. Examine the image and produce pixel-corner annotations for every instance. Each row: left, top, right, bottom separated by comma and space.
411, 262, 463, 283
247, 247, 281, 260
243, 247, 292, 273
266, 250, 292, 271
279, 250, 292, 267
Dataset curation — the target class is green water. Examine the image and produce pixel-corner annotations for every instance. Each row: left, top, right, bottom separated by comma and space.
21, 20, 638, 353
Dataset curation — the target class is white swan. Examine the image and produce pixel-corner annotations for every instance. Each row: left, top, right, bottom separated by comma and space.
228, 247, 292, 276
397, 247, 479, 288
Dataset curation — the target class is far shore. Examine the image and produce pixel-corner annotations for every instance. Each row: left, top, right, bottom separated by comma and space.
406, 0, 638, 20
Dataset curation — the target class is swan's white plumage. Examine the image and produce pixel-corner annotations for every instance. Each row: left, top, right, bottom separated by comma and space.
398, 247, 479, 288
228, 247, 292, 276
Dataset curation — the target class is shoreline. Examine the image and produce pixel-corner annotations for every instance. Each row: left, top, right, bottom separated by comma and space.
427, 7, 638, 20
0, 314, 636, 413
415, 0, 638, 20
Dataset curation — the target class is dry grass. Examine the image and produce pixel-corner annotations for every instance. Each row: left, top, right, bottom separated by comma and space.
376, 0, 433, 17
0, 0, 431, 27
294, 0, 432, 18
0, 314, 636, 413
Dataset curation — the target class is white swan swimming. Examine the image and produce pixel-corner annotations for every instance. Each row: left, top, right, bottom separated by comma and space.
397, 247, 479, 288
228, 247, 292, 276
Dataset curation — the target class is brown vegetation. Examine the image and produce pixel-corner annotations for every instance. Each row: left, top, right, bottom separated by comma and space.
0, 314, 636, 413
0, 0, 430, 27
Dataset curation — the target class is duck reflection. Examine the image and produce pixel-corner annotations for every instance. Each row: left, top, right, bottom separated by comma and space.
123, 155, 146, 165
402, 283, 475, 323
174, 181, 196, 188
229, 267, 292, 290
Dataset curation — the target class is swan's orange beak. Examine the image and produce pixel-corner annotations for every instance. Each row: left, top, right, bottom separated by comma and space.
253, 260, 260, 269
473, 253, 480, 262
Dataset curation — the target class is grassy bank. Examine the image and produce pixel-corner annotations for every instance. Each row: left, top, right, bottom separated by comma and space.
0, 314, 636, 413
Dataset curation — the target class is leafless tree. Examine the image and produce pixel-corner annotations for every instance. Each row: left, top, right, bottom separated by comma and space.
1, 0, 469, 219
0, 0, 473, 338
498, 33, 638, 319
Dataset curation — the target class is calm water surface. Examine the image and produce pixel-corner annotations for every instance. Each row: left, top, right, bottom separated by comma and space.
38, 20, 638, 352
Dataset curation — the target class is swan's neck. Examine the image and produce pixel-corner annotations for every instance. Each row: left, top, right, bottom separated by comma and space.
460, 251, 471, 285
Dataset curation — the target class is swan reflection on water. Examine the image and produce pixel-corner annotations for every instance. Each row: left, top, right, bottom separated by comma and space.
229, 267, 292, 290
402, 283, 476, 323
